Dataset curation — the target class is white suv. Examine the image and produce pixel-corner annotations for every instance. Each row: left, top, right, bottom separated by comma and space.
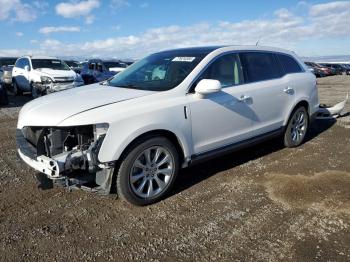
16, 46, 319, 205
12, 56, 84, 97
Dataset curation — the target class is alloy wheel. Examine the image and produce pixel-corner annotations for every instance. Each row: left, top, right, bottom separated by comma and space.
129, 146, 175, 199
290, 110, 307, 143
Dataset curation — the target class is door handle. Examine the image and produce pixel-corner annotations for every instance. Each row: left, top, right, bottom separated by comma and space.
283, 86, 294, 94
238, 95, 251, 102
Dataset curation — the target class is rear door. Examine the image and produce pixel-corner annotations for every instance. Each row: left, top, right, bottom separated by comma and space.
238, 52, 295, 136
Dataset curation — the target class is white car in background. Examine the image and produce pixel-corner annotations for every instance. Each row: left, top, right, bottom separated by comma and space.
16, 46, 319, 205
104, 60, 128, 74
12, 56, 84, 97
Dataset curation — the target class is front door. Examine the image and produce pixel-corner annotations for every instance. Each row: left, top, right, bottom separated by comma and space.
188, 53, 255, 154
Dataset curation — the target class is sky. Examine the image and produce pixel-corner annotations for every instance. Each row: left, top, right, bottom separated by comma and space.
0, 0, 350, 59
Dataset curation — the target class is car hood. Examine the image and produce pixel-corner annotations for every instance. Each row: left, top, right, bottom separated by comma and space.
34, 68, 76, 78
18, 83, 155, 128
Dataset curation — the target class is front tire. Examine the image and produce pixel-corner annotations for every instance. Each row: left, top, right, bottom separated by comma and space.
12, 80, 23, 96
284, 106, 309, 148
116, 136, 179, 206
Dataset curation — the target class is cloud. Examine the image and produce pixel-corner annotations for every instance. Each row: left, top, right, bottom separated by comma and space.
15, 32, 23, 37
85, 15, 95, 24
39, 26, 81, 34
2, 1, 350, 58
110, 0, 130, 9
0, 0, 37, 22
55, 0, 100, 21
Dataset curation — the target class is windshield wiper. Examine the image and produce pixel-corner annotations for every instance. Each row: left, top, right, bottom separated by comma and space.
116, 84, 142, 89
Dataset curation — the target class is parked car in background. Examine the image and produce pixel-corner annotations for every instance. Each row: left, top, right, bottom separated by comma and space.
16, 46, 318, 205
64, 60, 83, 74
304, 62, 331, 77
12, 56, 84, 98
0, 57, 18, 87
339, 64, 350, 75
304, 62, 324, 77
104, 60, 128, 74
80, 59, 118, 84
320, 63, 345, 75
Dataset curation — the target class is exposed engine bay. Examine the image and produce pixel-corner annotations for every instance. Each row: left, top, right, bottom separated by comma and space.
17, 124, 114, 194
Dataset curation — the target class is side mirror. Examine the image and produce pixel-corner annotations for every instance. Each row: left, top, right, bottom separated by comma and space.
195, 79, 221, 97
24, 65, 30, 72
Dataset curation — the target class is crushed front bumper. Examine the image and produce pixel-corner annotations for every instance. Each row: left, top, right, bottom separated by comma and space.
33, 80, 84, 93
16, 129, 60, 177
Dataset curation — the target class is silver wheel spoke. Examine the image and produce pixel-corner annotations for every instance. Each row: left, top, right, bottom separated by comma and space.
154, 148, 162, 163
157, 167, 172, 176
137, 178, 147, 193
295, 128, 300, 141
144, 149, 152, 165
147, 180, 154, 197
134, 159, 145, 169
156, 155, 170, 168
130, 172, 145, 183
154, 176, 166, 190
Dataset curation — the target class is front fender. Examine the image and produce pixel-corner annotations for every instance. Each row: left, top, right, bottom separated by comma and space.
100, 123, 192, 163
98, 120, 192, 163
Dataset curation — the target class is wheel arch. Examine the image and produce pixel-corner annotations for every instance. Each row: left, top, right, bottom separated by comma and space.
283, 99, 310, 126
108, 129, 190, 168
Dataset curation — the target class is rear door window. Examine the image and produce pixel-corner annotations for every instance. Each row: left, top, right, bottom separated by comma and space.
239, 52, 282, 83
277, 54, 303, 74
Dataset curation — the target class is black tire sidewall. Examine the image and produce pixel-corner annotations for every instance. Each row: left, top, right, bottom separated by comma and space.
13, 80, 22, 96
116, 136, 179, 206
284, 106, 309, 148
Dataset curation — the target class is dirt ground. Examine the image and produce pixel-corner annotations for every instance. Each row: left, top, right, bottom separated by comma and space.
0, 76, 349, 261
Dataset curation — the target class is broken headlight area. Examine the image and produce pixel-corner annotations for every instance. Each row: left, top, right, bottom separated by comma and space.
18, 124, 113, 194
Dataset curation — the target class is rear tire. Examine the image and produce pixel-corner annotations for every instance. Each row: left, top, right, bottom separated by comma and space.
31, 84, 41, 99
115, 136, 179, 206
284, 106, 309, 148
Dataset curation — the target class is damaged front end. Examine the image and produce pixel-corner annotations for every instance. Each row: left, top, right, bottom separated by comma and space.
33, 75, 84, 95
16, 123, 114, 194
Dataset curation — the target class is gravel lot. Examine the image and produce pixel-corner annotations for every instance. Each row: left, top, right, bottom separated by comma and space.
0, 76, 349, 261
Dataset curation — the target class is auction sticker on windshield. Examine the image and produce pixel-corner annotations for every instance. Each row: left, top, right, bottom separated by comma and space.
172, 57, 196, 62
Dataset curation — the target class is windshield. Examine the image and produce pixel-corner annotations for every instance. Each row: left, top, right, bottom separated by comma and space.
32, 59, 70, 70
104, 62, 127, 70
108, 52, 206, 91
65, 61, 79, 67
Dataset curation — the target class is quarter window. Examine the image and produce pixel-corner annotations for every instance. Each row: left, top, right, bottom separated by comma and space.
277, 54, 303, 74
200, 54, 243, 88
239, 52, 282, 83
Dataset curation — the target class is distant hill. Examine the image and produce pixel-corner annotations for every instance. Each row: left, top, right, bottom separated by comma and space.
302, 55, 350, 63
